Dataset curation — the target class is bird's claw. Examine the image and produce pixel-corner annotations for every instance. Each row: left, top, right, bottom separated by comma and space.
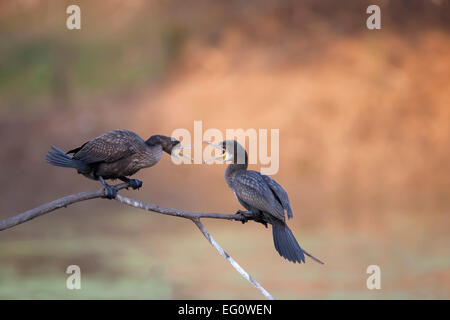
236, 210, 251, 224
128, 179, 143, 190
103, 185, 118, 199
253, 216, 268, 228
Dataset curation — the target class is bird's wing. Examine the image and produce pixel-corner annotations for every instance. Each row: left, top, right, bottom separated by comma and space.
262, 174, 293, 219
67, 142, 88, 155
234, 192, 253, 212
72, 130, 139, 164
232, 171, 285, 221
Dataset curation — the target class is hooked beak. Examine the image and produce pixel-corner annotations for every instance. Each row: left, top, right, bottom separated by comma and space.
172, 144, 194, 161
203, 141, 226, 164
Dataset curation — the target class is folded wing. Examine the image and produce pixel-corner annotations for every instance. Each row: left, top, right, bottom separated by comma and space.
71, 129, 138, 164
262, 174, 293, 219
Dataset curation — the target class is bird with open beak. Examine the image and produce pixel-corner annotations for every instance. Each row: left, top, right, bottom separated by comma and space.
204, 140, 324, 264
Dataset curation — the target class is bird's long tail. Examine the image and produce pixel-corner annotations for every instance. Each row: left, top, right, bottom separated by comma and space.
272, 222, 324, 264
45, 146, 89, 173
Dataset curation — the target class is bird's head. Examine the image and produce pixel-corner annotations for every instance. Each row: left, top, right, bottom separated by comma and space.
146, 135, 192, 159
203, 140, 248, 165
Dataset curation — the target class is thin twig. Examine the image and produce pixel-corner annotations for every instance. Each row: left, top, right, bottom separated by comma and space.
0, 184, 274, 299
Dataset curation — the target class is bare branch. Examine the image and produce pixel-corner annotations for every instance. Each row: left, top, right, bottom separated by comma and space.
192, 218, 275, 300
0, 184, 274, 299
114, 194, 245, 221
0, 184, 245, 232
0, 183, 129, 232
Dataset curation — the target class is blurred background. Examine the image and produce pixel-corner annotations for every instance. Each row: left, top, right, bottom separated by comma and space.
0, 0, 449, 299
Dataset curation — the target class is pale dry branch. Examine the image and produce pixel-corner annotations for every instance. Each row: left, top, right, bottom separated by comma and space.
0, 184, 274, 299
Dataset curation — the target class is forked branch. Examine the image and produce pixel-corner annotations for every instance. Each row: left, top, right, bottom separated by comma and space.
0, 184, 274, 300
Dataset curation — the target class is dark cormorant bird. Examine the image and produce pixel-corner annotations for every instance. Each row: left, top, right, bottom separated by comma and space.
46, 129, 187, 198
205, 140, 323, 264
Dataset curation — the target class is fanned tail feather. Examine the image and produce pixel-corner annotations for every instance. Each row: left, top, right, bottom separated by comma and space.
272, 222, 324, 264
45, 146, 89, 172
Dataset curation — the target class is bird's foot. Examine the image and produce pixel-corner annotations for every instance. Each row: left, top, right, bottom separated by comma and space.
128, 179, 143, 190
103, 185, 118, 199
236, 210, 252, 224
235, 210, 268, 228
256, 219, 268, 229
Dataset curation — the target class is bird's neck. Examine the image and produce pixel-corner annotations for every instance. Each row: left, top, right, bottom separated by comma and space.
226, 149, 249, 174
225, 162, 248, 176
225, 163, 247, 189
145, 135, 160, 147
145, 139, 162, 153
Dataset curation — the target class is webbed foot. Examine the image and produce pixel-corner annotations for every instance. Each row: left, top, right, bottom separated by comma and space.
236, 210, 252, 224
104, 185, 118, 199
258, 219, 268, 228
128, 179, 143, 190
98, 176, 118, 199
119, 177, 143, 190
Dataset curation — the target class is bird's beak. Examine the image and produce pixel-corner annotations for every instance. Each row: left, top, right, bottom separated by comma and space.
203, 141, 222, 149
203, 141, 226, 163
203, 153, 226, 164
172, 144, 194, 161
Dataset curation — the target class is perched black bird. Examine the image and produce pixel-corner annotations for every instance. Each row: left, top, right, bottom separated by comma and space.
46, 129, 186, 198
205, 140, 323, 264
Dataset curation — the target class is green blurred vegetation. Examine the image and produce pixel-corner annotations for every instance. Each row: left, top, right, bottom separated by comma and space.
1, 209, 448, 299
0, 2, 187, 114
0, 34, 182, 113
